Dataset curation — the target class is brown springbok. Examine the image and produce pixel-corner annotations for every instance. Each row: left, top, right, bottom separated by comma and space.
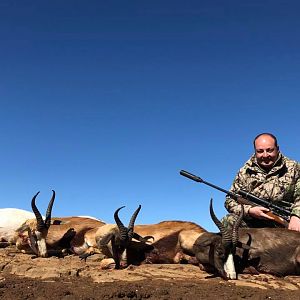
95, 206, 207, 268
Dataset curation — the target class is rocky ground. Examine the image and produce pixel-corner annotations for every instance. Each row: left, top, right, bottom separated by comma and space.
0, 246, 299, 299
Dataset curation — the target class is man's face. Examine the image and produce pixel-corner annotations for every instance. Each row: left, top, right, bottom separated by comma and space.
254, 135, 279, 170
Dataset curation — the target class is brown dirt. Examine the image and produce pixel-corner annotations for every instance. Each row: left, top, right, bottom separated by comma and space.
0, 246, 299, 299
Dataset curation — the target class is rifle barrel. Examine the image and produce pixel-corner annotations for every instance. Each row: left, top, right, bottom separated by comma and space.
180, 170, 237, 198
180, 170, 203, 182
180, 170, 291, 221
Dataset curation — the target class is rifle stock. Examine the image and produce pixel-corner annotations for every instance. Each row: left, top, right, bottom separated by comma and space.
236, 197, 289, 228
180, 169, 290, 228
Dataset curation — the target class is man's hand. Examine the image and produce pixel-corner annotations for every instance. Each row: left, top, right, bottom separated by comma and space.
288, 215, 300, 232
248, 206, 274, 220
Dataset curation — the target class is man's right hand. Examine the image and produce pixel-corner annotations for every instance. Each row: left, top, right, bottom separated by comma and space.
248, 206, 275, 220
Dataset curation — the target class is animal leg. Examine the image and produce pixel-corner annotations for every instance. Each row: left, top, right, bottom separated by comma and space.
174, 251, 194, 264
100, 258, 116, 269
0, 242, 10, 248
47, 248, 69, 258
79, 247, 96, 261
243, 266, 260, 275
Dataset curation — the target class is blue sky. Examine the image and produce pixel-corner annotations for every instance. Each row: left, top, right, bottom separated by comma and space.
1, 1, 299, 231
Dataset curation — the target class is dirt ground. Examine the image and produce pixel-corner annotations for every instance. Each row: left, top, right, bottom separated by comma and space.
0, 246, 299, 300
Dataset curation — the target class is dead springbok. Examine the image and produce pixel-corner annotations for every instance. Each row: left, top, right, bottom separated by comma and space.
15, 191, 105, 258
95, 206, 207, 268
193, 199, 300, 279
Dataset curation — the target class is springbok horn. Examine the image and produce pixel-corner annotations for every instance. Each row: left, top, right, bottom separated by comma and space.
209, 198, 232, 247
31, 191, 45, 231
127, 205, 141, 239
114, 206, 128, 240
44, 190, 55, 228
232, 204, 244, 248
128, 205, 141, 239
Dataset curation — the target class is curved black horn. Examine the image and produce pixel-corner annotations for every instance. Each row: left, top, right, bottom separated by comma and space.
44, 190, 55, 228
209, 199, 232, 246
31, 191, 45, 231
232, 204, 244, 248
114, 206, 127, 240
128, 205, 141, 239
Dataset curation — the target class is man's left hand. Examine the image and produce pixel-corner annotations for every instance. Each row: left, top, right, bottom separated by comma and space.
288, 215, 300, 232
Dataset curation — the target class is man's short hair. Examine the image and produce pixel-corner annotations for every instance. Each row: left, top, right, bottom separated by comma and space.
253, 133, 278, 148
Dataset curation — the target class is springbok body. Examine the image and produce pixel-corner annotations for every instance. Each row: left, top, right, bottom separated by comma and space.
96, 207, 207, 268
0, 208, 36, 247
234, 228, 300, 276
133, 221, 206, 264
193, 199, 300, 279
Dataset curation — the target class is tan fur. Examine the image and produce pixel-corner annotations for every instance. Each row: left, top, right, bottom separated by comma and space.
94, 224, 119, 257
178, 230, 205, 252
134, 221, 205, 248
129, 221, 206, 264
15, 216, 105, 256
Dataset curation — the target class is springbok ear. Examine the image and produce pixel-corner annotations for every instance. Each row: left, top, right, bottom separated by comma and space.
236, 241, 252, 250
142, 235, 155, 243
17, 224, 31, 233
98, 233, 114, 247
132, 232, 154, 243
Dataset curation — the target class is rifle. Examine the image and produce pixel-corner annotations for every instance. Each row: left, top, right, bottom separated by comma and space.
180, 170, 290, 228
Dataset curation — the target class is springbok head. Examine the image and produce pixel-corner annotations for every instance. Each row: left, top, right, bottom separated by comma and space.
209, 198, 244, 279
19, 190, 55, 257
194, 199, 244, 280
99, 205, 153, 269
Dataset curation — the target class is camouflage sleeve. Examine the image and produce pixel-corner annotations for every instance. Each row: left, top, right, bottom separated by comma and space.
291, 163, 300, 218
224, 170, 252, 216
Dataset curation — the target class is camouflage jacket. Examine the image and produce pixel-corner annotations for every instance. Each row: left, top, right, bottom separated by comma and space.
225, 153, 300, 219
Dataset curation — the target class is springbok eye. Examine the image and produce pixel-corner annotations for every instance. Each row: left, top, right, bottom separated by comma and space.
216, 249, 225, 259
